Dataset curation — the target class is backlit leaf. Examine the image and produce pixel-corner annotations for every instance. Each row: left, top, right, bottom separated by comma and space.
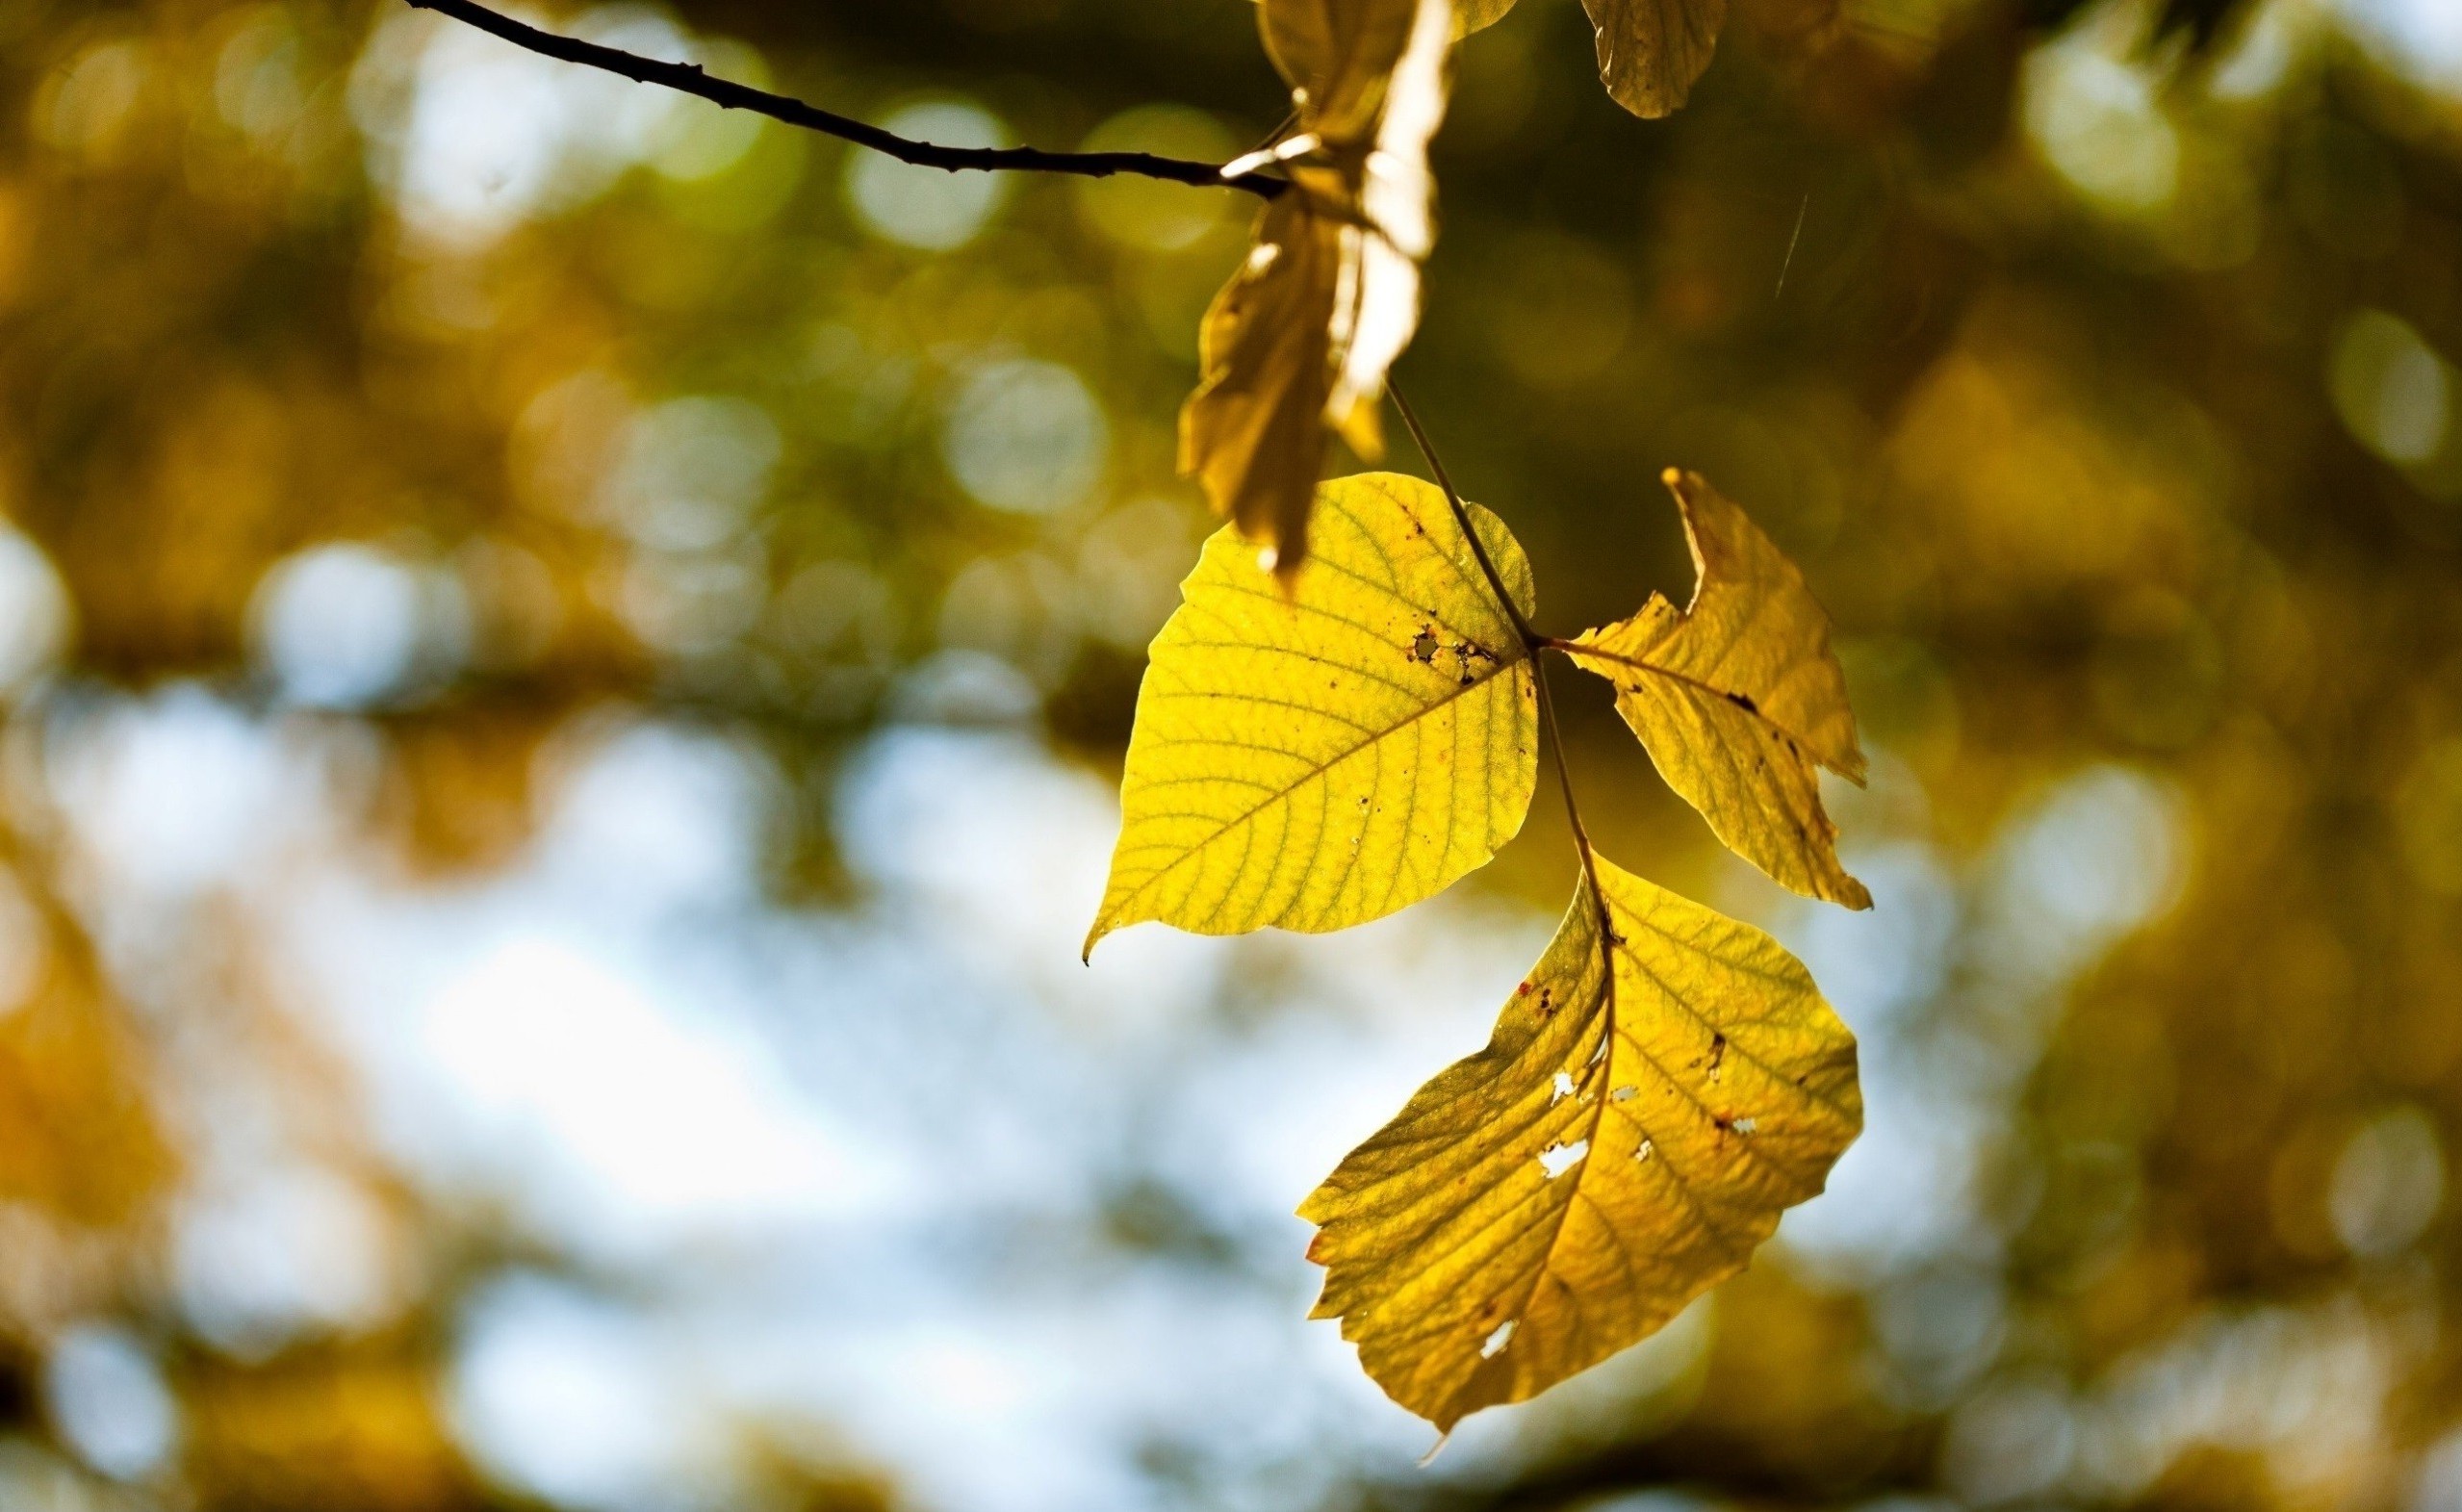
1187, 0, 1451, 577
1182, 190, 1347, 570
1085, 473, 1536, 955
1260, 0, 1424, 143
1455, 0, 1522, 36
1564, 469, 1871, 909
1579, 0, 1729, 118
1301, 850, 1860, 1429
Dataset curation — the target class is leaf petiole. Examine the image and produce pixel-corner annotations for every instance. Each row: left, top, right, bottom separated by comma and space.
1386, 382, 1540, 652
1386, 380, 1601, 904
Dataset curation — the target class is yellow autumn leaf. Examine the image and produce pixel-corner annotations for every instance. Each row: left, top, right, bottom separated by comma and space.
1301, 850, 1860, 1429
1182, 189, 1347, 569
1259, 0, 1425, 143
1455, 0, 1520, 34
1085, 473, 1537, 955
1562, 469, 1871, 909
1580, 0, 1729, 118
1186, 0, 1451, 577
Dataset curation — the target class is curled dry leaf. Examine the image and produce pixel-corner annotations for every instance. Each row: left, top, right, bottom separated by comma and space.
1580, 0, 1731, 117
1183, 190, 1347, 573
1085, 474, 1536, 956
1302, 851, 1861, 1429
1563, 470, 1871, 909
1449, 0, 1751, 119
1185, 0, 1451, 577
1260, 0, 1427, 142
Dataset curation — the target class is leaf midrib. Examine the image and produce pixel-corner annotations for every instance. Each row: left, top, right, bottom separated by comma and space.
1436, 877, 1797, 1425
1098, 650, 1529, 934
1561, 638, 1841, 775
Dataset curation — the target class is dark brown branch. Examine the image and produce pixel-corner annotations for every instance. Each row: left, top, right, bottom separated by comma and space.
405, 0, 1290, 200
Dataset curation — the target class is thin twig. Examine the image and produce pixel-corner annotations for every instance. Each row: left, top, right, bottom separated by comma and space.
405, 0, 1290, 199
1245, 107, 1303, 157
1534, 657, 1603, 900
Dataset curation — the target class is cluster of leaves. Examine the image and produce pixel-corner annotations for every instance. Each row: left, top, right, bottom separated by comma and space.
1181, 0, 1747, 578
1086, 468, 1870, 1426
408, 0, 1866, 1432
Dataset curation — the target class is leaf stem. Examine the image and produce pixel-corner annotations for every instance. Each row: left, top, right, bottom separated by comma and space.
1387, 380, 1600, 901
1534, 658, 1603, 903
404, 0, 1291, 199
1386, 381, 1538, 650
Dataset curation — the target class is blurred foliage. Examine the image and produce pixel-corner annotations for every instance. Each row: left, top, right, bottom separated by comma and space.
0, 0, 2460, 1506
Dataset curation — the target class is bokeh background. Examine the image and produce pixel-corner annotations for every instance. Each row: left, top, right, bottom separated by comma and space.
3, 0, 2461, 1506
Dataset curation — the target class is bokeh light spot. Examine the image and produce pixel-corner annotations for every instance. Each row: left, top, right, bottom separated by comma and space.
846, 101, 1012, 249
604, 395, 782, 550
38, 41, 148, 159
451, 1275, 701, 1511
253, 543, 460, 708
943, 359, 1109, 514
44, 1324, 179, 1481
2396, 738, 2462, 895
1073, 105, 1239, 251
2331, 1105, 2445, 1259
2023, 38, 2180, 214
0, 525, 71, 695
2331, 310, 2453, 466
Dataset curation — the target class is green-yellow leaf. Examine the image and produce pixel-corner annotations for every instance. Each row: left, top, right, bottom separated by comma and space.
1564, 469, 1871, 910
1301, 851, 1860, 1429
1579, 0, 1729, 117
1086, 474, 1537, 955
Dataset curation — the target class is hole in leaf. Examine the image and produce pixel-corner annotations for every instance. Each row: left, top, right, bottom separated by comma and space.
1609, 1086, 1637, 1102
1551, 1070, 1576, 1104
1635, 1138, 1656, 1163
1480, 1319, 1516, 1358
1538, 1140, 1590, 1178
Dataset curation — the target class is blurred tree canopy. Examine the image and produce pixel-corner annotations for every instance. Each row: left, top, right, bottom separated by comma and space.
4, 0, 2462, 1507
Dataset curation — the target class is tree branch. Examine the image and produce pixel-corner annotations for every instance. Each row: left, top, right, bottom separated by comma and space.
405, 0, 1291, 200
